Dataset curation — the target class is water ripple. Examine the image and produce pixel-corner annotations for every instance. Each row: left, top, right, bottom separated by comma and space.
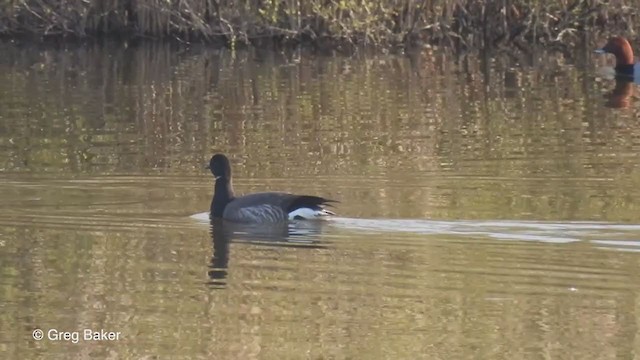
331, 217, 640, 249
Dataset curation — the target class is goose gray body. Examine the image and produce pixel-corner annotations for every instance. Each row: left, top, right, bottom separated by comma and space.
207, 154, 336, 223
223, 192, 333, 223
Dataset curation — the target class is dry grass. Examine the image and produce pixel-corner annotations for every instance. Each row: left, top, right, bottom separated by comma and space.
0, 0, 638, 50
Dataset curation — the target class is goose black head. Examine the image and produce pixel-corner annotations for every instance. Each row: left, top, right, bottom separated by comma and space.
208, 154, 232, 180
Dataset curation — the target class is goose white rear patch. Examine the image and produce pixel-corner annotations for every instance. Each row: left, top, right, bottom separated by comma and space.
288, 208, 335, 220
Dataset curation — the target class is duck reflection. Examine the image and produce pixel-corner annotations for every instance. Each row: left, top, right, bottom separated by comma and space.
604, 76, 635, 108
207, 219, 328, 288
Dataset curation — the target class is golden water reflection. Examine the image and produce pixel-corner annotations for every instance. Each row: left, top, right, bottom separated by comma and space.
1, 41, 640, 358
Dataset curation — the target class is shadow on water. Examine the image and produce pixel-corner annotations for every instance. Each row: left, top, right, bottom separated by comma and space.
207, 218, 328, 288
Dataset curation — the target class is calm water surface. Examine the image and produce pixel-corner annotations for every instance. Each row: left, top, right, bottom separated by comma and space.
1, 41, 640, 359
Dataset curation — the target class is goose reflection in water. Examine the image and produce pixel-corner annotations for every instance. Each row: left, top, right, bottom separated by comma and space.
207, 219, 329, 288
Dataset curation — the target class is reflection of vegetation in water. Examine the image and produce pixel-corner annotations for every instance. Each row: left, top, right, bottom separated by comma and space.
1, 222, 639, 358
0, 1, 630, 50
1, 43, 639, 221
0, 226, 216, 358
1, 41, 639, 359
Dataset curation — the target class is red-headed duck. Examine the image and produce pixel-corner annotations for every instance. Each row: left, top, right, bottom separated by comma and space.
595, 36, 638, 78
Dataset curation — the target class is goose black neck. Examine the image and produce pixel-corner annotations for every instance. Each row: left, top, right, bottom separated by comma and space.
211, 177, 235, 218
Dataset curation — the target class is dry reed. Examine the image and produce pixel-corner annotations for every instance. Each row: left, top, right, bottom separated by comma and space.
0, 0, 638, 50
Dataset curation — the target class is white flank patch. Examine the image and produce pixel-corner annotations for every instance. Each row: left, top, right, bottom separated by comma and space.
288, 208, 335, 220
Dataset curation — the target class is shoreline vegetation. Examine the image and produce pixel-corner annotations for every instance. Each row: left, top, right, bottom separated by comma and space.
0, 1, 636, 51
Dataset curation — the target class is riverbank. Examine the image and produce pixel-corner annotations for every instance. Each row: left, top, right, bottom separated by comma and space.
0, 1, 635, 51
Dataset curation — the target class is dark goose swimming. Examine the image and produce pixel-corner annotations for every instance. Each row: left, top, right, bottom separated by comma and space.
207, 154, 336, 223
